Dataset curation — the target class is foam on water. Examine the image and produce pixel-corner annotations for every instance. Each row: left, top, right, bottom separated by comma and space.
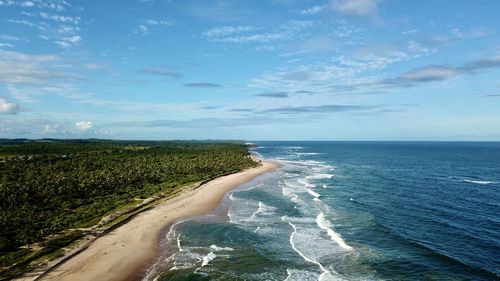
316, 212, 353, 251
297, 152, 324, 156
302, 161, 330, 168
209, 244, 234, 252
307, 173, 334, 180
250, 201, 276, 219
235, 182, 265, 192
176, 233, 183, 252
172, 243, 237, 274
282, 180, 306, 197
282, 162, 339, 212
228, 193, 279, 225
201, 252, 217, 267
307, 188, 321, 199
285, 268, 320, 281
282, 181, 302, 203
281, 146, 304, 150
298, 178, 315, 188
251, 151, 264, 158
148, 142, 500, 280
277, 157, 357, 279
464, 179, 494, 185
170, 248, 203, 271
282, 215, 316, 224
142, 219, 192, 281
147, 146, 363, 280
227, 193, 238, 223
279, 159, 331, 169
282, 216, 342, 281
284, 178, 303, 189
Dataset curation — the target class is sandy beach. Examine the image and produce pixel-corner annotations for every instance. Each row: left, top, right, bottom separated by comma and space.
34, 160, 280, 281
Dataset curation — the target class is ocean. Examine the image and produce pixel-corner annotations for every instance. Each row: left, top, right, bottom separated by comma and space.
143, 142, 500, 281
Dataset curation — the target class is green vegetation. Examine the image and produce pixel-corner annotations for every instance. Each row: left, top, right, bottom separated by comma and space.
0, 139, 257, 279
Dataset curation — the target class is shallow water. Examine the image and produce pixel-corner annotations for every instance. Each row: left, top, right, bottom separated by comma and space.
144, 142, 500, 281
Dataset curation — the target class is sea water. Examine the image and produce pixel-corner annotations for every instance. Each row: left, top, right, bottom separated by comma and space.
143, 142, 500, 281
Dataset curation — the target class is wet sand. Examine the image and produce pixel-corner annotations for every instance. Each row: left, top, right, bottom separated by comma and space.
38, 160, 280, 281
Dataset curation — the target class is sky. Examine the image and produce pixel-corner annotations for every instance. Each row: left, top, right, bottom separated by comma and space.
0, 0, 499, 141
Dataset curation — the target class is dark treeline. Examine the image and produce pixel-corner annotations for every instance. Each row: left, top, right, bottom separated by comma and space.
0, 140, 256, 259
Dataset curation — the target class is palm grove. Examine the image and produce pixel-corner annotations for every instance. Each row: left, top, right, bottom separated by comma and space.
0, 140, 257, 279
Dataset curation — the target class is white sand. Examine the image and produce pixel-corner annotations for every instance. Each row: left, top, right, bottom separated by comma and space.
38, 160, 280, 281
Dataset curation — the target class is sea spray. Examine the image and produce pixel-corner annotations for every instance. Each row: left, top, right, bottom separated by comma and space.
281, 216, 341, 281
315, 212, 352, 251
142, 220, 189, 281
307, 188, 321, 200
201, 252, 217, 267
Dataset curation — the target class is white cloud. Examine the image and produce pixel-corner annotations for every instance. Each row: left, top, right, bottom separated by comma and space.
54, 35, 81, 48
408, 40, 431, 54
0, 50, 77, 85
135, 19, 172, 35
6, 85, 41, 103
83, 63, 105, 70
282, 20, 314, 31
0, 98, 20, 114
0, 0, 70, 10
75, 121, 92, 130
204, 20, 313, 44
449, 27, 489, 39
0, 34, 25, 41
39, 12, 80, 24
400, 66, 458, 82
20, 1, 34, 7
402, 29, 418, 35
204, 26, 256, 37
145, 19, 172, 26
216, 32, 287, 43
43, 123, 60, 134
7, 4, 82, 49
282, 71, 311, 81
332, 0, 380, 20
135, 25, 149, 35
0, 118, 112, 138
7, 19, 38, 29
300, 5, 326, 15
55, 41, 71, 48
66, 35, 81, 43
280, 36, 338, 57
250, 43, 417, 95
57, 25, 80, 33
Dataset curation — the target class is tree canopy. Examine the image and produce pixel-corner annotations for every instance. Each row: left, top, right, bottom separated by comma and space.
0, 139, 256, 277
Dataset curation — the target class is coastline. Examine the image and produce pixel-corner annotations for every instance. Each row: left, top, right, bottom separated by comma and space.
33, 159, 280, 281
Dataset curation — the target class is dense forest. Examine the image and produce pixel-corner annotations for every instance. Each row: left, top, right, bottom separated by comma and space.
0, 139, 257, 279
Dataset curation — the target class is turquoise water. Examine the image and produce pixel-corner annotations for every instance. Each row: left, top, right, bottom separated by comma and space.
143, 142, 500, 281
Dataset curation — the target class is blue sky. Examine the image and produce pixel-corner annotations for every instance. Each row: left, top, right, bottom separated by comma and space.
1, 0, 499, 140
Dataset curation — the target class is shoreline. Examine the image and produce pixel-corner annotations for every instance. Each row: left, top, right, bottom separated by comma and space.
34, 159, 280, 281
